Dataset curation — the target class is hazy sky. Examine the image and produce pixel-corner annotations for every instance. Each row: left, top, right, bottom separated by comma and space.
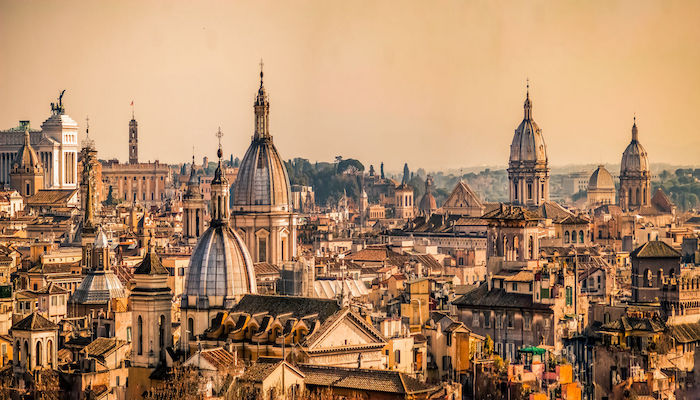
1, 0, 699, 171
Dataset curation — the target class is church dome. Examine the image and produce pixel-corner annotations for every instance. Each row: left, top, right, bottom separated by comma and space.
419, 175, 437, 214
183, 224, 257, 309
233, 70, 291, 211
13, 130, 43, 173
509, 89, 547, 165
620, 120, 649, 176
588, 165, 614, 190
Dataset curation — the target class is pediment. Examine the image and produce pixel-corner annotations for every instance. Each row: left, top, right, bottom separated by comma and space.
443, 181, 483, 211
306, 311, 385, 350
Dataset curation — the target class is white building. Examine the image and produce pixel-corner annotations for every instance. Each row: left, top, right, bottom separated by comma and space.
0, 94, 79, 190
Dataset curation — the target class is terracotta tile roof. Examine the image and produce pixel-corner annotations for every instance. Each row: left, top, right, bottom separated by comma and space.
81, 337, 127, 361
299, 364, 434, 394
254, 262, 280, 276
631, 241, 681, 259
453, 284, 552, 310
199, 347, 237, 371
239, 357, 287, 383
481, 204, 541, 221
668, 323, 700, 344
25, 189, 78, 206
12, 312, 58, 331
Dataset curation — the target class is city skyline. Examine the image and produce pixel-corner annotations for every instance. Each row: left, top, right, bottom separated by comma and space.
1, 0, 700, 170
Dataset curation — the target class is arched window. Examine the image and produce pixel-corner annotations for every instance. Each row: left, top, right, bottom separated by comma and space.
564, 231, 570, 244
159, 315, 166, 357
528, 236, 534, 259
657, 270, 664, 286
644, 269, 652, 287
137, 316, 143, 355
670, 269, 676, 279
35, 341, 42, 367
571, 231, 577, 244
635, 188, 640, 205
14, 341, 20, 366
188, 318, 194, 341
47, 340, 53, 368
628, 188, 632, 204
579, 230, 584, 244
23, 341, 29, 368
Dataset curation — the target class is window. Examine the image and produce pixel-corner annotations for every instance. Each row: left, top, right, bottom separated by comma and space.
495, 342, 503, 355
512, 283, 518, 291
565, 286, 573, 306
137, 316, 143, 355
446, 333, 452, 347
507, 313, 514, 329
484, 312, 491, 328
579, 230, 584, 243
564, 231, 570, 243
495, 313, 502, 329
257, 236, 267, 262
527, 183, 532, 200
524, 314, 531, 330
126, 327, 132, 342
472, 313, 479, 328
394, 350, 401, 363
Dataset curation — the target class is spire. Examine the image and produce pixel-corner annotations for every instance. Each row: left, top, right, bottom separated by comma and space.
523, 79, 532, 120
401, 163, 410, 186
631, 115, 638, 141
211, 128, 229, 224
254, 61, 270, 140
259, 58, 264, 87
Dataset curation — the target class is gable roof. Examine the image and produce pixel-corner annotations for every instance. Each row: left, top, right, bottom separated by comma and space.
12, 312, 58, 331
442, 181, 484, 216
631, 241, 681, 259
301, 308, 386, 349
81, 337, 128, 361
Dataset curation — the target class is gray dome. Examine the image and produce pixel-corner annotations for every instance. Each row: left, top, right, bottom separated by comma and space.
233, 70, 292, 212
509, 92, 547, 165
71, 270, 126, 305
620, 122, 649, 176
588, 165, 614, 190
13, 130, 43, 173
182, 224, 257, 309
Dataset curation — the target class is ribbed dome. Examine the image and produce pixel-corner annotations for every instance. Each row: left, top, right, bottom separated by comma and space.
183, 224, 257, 309
509, 91, 547, 165
233, 71, 291, 211
13, 130, 43, 173
588, 165, 614, 190
620, 122, 649, 175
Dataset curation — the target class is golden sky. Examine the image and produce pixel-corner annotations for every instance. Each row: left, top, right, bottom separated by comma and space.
1, 0, 699, 171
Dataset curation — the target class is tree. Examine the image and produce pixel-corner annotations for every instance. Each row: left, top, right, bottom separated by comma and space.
484, 335, 494, 356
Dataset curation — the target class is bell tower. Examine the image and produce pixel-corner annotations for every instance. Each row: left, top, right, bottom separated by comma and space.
129, 105, 138, 164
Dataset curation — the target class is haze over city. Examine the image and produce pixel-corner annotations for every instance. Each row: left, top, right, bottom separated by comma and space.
1, 0, 699, 170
